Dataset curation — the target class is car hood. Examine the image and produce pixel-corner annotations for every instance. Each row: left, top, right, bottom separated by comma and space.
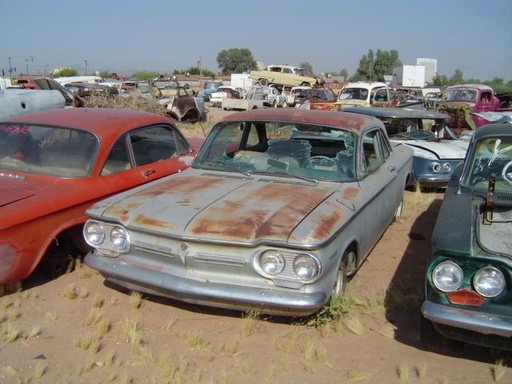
90, 170, 357, 247
396, 140, 469, 160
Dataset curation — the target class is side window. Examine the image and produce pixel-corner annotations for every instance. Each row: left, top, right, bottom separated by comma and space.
130, 125, 181, 167
101, 135, 131, 175
374, 89, 388, 102
362, 129, 385, 174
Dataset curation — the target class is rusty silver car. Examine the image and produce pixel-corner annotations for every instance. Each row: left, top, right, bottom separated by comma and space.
84, 109, 413, 316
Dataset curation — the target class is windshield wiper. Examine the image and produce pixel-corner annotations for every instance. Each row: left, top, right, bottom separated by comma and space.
197, 160, 252, 177
257, 170, 318, 184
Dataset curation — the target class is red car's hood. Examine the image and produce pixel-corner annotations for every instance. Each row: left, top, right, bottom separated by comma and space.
91, 170, 357, 247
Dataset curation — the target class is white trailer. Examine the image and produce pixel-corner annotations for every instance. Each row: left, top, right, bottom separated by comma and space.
230, 73, 253, 96
392, 65, 426, 88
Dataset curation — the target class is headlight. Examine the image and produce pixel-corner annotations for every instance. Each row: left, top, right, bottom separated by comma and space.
473, 266, 505, 298
293, 254, 320, 281
431, 162, 441, 173
83, 221, 106, 247
432, 261, 463, 292
259, 250, 285, 275
110, 226, 130, 252
442, 163, 452, 173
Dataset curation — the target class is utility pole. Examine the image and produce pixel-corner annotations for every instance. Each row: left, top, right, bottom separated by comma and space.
84, 60, 89, 75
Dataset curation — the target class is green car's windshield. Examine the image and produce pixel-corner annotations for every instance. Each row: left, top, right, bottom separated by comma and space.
0, 123, 98, 177
464, 136, 512, 192
194, 121, 356, 182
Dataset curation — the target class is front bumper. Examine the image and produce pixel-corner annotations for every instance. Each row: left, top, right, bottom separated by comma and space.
85, 252, 328, 317
422, 300, 512, 338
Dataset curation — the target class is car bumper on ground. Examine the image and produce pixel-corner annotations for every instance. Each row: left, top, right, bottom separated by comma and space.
85, 252, 329, 317
422, 300, 512, 338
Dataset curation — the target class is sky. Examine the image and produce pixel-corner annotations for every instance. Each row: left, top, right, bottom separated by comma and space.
1, 0, 511, 82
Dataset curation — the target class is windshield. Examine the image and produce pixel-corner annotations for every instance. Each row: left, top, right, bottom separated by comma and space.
338, 88, 369, 101
463, 136, 512, 192
194, 121, 356, 182
0, 123, 98, 177
443, 89, 477, 102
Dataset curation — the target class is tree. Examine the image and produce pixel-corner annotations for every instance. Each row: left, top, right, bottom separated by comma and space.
449, 69, 465, 85
55, 68, 78, 77
300, 62, 314, 73
217, 48, 257, 75
351, 49, 401, 82
433, 74, 449, 87
339, 68, 349, 81
129, 71, 160, 81
173, 67, 217, 78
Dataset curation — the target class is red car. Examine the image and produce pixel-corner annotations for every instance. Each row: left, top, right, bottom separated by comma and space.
0, 108, 197, 290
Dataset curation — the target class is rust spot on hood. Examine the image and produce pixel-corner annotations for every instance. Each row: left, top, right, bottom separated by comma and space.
342, 187, 359, 200
136, 214, 176, 230
188, 182, 330, 242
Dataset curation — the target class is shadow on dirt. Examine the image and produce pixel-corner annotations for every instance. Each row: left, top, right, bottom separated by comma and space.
384, 198, 512, 365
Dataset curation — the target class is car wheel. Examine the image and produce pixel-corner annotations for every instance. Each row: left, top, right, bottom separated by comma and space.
420, 316, 464, 354
393, 199, 403, 221
39, 246, 75, 280
259, 79, 268, 86
332, 255, 348, 297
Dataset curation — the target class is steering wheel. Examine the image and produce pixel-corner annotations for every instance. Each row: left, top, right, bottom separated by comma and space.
311, 156, 336, 166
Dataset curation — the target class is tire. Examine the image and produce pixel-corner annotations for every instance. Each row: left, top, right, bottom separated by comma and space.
272, 100, 277, 108
420, 316, 464, 354
259, 78, 269, 86
332, 255, 348, 297
39, 246, 75, 280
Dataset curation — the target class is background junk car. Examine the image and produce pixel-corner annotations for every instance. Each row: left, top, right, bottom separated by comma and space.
84, 109, 413, 317
0, 108, 197, 290
421, 123, 512, 353
343, 107, 470, 189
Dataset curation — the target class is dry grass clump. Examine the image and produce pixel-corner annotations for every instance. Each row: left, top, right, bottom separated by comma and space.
491, 359, 507, 382
129, 291, 143, 310
84, 93, 167, 116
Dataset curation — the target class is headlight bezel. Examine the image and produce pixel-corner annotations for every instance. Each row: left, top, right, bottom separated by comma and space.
254, 249, 321, 283
83, 220, 131, 255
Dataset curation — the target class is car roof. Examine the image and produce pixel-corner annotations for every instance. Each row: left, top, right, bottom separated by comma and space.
445, 84, 494, 91
343, 107, 449, 120
219, 108, 381, 134
473, 123, 512, 140
2, 108, 172, 139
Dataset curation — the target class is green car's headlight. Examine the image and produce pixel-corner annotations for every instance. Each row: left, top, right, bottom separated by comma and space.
473, 266, 505, 298
432, 261, 463, 292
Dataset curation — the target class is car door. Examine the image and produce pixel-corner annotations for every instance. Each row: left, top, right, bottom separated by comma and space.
356, 127, 399, 257
99, 124, 193, 193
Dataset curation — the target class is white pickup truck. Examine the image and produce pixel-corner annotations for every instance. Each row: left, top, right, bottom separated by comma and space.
222, 86, 266, 111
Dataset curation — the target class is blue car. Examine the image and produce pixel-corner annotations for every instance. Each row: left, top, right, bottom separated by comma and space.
343, 107, 470, 189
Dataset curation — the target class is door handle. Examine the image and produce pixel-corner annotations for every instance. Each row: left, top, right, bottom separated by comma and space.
141, 169, 156, 178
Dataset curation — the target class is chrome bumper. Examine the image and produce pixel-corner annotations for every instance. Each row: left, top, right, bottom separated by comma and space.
85, 253, 328, 317
422, 301, 512, 338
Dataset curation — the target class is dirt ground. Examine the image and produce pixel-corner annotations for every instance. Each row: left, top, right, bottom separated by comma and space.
1, 108, 511, 384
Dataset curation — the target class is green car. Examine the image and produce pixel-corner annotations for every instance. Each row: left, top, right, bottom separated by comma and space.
421, 122, 512, 353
